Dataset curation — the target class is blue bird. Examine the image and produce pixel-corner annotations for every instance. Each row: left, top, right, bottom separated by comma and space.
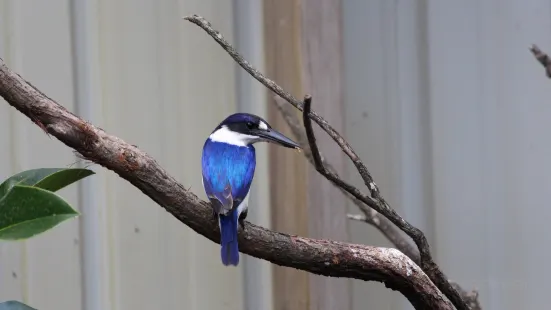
201, 113, 300, 266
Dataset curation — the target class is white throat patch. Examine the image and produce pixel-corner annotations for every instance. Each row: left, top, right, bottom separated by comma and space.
209, 125, 259, 147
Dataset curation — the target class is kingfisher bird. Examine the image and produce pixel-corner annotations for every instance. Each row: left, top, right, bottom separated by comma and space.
201, 113, 300, 266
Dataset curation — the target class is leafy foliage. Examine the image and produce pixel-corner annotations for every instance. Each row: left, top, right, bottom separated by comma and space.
0, 168, 94, 195
0, 168, 94, 308
0, 168, 94, 240
0, 301, 37, 310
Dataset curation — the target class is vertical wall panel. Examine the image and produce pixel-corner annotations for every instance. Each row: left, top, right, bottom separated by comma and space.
0, 1, 83, 310
98, 2, 166, 309
264, 1, 311, 309
233, 1, 275, 309
426, 1, 551, 309
0, 1, 266, 310
70, 0, 113, 309
426, 3, 492, 307
343, 1, 433, 310
344, 0, 551, 309
96, 1, 242, 309
0, 0, 25, 304
300, 1, 351, 310
180, 2, 242, 309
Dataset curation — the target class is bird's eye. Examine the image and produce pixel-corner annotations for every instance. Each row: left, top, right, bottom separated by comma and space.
246, 122, 255, 129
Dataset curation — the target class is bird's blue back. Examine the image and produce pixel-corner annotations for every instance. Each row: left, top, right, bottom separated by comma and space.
201, 139, 256, 208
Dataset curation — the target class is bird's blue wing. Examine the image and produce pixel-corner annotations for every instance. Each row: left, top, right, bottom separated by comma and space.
202, 173, 234, 215
201, 141, 256, 215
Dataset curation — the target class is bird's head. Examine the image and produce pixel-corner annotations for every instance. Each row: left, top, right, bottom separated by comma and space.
209, 113, 300, 149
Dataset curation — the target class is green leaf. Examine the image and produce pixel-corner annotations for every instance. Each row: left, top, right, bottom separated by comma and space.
0, 168, 94, 196
0, 301, 38, 310
0, 185, 79, 240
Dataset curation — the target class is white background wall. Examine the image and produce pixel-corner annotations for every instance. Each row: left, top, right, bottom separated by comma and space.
0, 1, 83, 309
1, 0, 550, 309
344, 1, 551, 309
0, 1, 255, 310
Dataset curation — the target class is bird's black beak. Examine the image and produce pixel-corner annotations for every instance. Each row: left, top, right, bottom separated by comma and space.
256, 128, 301, 149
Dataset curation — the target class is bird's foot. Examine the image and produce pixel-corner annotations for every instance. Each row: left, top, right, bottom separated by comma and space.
238, 218, 246, 232
212, 209, 218, 221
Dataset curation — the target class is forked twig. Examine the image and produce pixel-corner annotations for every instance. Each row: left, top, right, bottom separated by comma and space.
276, 96, 481, 309
274, 96, 418, 259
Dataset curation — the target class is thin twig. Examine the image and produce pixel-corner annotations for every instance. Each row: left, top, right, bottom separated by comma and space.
299, 94, 483, 309
300, 91, 469, 309
274, 96, 418, 259
301, 94, 421, 260
275, 96, 481, 309
450, 282, 482, 310
183, 14, 468, 310
301, 94, 324, 171
530, 44, 551, 78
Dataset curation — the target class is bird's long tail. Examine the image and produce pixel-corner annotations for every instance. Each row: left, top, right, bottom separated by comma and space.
219, 209, 239, 266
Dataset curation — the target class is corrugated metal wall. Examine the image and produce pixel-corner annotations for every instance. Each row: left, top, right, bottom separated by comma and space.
2, 1, 551, 309
0, 1, 83, 309
344, 1, 551, 309
0, 1, 254, 309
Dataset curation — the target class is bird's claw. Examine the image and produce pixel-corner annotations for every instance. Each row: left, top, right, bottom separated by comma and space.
238, 218, 246, 232
212, 209, 218, 221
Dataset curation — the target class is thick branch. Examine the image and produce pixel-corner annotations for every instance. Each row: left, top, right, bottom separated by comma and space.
183, 14, 468, 310
0, 60, 453, 308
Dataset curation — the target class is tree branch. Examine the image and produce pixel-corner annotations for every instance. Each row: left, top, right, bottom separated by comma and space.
0, 60, 453, 309
274, 96, 482, 310
184, 14, 468, 310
